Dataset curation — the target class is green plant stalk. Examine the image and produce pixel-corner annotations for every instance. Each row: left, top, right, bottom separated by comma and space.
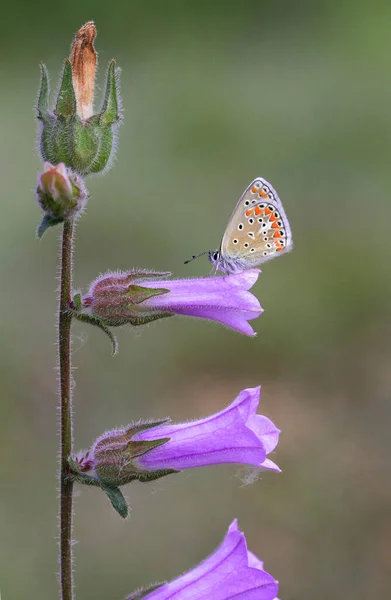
58, 218, 75, 600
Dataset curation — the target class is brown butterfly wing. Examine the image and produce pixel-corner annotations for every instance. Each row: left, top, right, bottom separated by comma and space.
220, 177, 293, 267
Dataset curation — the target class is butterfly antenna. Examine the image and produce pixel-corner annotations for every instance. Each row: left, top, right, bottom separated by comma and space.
184, 251, 210, 265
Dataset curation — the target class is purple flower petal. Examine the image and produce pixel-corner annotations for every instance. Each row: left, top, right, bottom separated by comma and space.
139, 520, 278, 600
247, 415, 281, 472
133, 387, 280, 472
258, 458, 281, 472
144, 269, 262, 336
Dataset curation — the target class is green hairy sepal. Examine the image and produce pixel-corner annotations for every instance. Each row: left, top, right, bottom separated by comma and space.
69, 421, 179, 518
37, 60, 121, 176
70, 284, 173, 353
68, 456, 129, 519
70, 308, 119, 356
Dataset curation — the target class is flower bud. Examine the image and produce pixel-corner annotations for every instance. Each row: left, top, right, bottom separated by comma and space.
74, 421, 177, 488
36, 22, 121, 176
36, 162, 87, 236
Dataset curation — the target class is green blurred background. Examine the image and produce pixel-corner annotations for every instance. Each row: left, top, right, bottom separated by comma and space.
1, 0, 391, 598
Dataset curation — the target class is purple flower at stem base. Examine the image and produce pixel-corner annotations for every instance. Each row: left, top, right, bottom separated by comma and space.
126, 520, 279, 600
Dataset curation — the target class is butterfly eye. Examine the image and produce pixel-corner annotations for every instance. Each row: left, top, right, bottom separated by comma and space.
238, 223, 244, 230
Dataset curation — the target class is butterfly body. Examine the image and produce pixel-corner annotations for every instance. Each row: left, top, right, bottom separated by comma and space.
198, 177, 293, 274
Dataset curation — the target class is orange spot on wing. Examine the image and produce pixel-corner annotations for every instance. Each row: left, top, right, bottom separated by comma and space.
264, 207, 272, 215
259, 190, 267, 198
273, 230, 282, 238
245, 208, 253, 217
271, 221, 280, 229
269, 213, 278, 222
255, 205, 262, 215
275, 240, 284, 250
251, 186, 258, 193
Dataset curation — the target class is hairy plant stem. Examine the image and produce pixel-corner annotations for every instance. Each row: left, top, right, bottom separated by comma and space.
59, 218, 75, 600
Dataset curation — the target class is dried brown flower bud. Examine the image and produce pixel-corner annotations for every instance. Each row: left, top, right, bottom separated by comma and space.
70, 21, 97, 120
37, 21, 122, 176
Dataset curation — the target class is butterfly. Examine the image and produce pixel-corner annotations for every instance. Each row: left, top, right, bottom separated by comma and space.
185, 177, 293, 273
